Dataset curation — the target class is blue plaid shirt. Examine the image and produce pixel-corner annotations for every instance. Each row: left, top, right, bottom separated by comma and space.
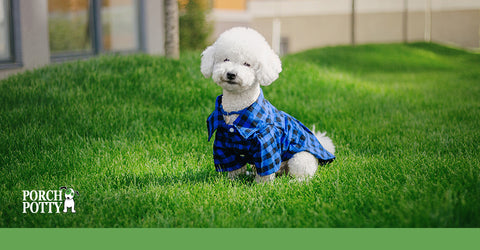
207, 90, 335, 176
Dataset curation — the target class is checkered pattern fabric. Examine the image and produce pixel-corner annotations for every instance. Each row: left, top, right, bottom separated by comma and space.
207, 90, 335, 176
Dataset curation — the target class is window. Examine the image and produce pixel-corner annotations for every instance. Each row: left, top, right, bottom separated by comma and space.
48, 0, 142, 59
0, 0, 20, 68
48, 0, 92, 56
0, 0, 12, 61
102, 0, 140, 52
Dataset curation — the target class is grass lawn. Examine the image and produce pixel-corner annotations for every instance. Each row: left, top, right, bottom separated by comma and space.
0, 43, 479, 227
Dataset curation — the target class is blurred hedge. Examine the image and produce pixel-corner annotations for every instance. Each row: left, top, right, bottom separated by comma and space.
179, 0, 213, 52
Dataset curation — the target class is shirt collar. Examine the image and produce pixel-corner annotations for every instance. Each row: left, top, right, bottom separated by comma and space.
207, 89, 271, 141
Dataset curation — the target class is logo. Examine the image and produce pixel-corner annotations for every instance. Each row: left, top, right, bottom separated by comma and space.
22, 186, 79, 214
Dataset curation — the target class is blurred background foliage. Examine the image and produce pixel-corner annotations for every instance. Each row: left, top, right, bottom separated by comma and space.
179, 0, 213, 52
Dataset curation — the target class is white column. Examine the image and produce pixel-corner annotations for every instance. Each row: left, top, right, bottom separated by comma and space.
424, 0, 432, 42
272, 18, 281, 54
19, 0, 50, 69
143, 0, 165, 55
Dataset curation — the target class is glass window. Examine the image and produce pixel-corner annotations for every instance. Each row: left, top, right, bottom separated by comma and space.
48, 0, 141, 57
0, 0, 12, 61
48, 0, 93, 55
101, 0, 139, 52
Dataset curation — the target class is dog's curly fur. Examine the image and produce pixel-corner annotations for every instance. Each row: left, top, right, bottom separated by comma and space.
202, 27, 335, 183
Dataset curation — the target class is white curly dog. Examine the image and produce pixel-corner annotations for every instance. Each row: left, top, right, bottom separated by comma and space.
202, 27, 335, 183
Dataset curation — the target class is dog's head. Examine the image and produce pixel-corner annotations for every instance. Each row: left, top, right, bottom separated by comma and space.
201, 27, 282, 93
60, 186, 78, 200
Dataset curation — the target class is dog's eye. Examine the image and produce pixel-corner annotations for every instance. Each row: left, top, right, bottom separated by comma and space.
243, 62, 251, 67
224, 58, 230, 62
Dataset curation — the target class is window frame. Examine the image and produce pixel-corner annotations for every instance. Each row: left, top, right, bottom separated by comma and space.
0, 0, 23, 69
50, 0, 145, 62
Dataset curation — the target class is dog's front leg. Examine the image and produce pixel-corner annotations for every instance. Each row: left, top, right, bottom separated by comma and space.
255, 173, 275, 183
228, 165, 247, 179
71, 201, 76, 213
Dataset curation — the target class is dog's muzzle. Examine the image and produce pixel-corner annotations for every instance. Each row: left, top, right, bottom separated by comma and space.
226, 72, 237, 81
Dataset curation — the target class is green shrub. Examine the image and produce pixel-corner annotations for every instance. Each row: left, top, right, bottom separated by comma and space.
179, 0, 213, 52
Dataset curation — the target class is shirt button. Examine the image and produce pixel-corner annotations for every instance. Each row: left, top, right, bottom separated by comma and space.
229, 127, 234, 133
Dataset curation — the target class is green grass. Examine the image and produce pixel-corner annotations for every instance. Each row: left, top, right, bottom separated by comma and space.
1, 43, 479, 227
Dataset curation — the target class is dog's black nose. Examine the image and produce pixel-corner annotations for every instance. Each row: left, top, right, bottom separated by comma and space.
226, 72, 236, 81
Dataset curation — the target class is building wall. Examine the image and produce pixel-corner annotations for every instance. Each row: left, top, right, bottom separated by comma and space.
143, 0, 165, 55
355, 12, 404, 44
213, 0, 246, 10
0, 0, 50, 79
252, 14, 351, 53
407, 11, 426, 42
358, 9, 480, 47
212, 0, 480, 54
211, 9, 251, 39
432, 10, 480, 48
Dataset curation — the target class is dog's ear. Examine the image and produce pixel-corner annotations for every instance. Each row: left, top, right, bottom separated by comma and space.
257, 48, 282, 86
200, 45, 216, 78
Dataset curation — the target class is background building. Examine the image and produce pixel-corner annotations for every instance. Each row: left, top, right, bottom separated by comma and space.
1, 0, 479, 79
212, 0, 480, 55
0, 0, 164, 79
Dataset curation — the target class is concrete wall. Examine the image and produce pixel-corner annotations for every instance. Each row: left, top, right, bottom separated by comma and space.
211, 0, 480, 54
356, 9, 480, 47
252, 14, 351, 53
356, 12, 404, 44
18, 0, 50, 71
143, 0, 165, 55
432, 10, 480, 48
407, 11, 427, 42
211, 9, 250, 40
0, 0, 50, 79
251, 10, 479, 54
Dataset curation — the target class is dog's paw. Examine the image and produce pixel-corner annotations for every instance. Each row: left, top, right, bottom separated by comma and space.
227, 165, 247, 179
255, 173, 275, 184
